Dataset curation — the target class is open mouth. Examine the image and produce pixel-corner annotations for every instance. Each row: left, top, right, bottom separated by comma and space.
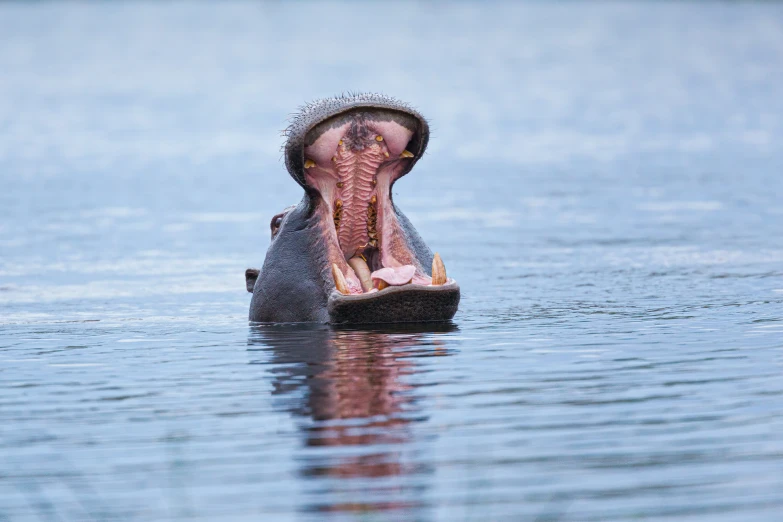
245, 93, 462, 324
299, 108, 457, 299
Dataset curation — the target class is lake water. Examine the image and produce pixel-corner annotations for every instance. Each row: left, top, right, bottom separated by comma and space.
1, 2, 782, 520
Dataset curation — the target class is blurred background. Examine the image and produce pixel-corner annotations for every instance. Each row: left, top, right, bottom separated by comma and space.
1, 2, 782, 521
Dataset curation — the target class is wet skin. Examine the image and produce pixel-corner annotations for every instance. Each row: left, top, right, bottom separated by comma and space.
246, 93, 460, 324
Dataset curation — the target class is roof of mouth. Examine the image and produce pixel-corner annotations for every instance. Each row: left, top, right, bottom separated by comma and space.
283, 92, 430, 189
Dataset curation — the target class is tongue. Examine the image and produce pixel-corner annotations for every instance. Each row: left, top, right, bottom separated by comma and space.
371, 265, 416, 286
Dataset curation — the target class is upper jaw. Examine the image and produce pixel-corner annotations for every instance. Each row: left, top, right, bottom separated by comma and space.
284, 93, 429, 189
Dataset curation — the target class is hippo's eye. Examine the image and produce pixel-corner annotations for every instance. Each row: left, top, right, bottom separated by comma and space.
270, 213, 285, 239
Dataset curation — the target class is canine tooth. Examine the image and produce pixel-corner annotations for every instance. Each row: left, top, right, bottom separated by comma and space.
384, 151, 390, 158
375, 135, 383, 142
400, 149, 414, 158
348, 256, 374, 292
304, 159, 316, 169
432, 252, 447, 285
377, 280, 388, 291
332, 264, 349, 294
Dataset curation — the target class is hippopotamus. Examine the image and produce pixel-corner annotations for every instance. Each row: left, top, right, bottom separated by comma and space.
246, 93, 460, 324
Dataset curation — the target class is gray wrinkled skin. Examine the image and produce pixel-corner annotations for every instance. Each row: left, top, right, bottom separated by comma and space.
248, 93, 459, 324
249, 198, 331, 323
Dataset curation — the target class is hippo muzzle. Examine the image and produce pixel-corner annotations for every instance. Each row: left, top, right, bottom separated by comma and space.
246, 93, 459, 324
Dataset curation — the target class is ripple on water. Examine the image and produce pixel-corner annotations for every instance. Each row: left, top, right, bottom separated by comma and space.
2, 1, 783, 521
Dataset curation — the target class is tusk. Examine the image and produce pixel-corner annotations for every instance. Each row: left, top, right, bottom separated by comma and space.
331, 264, 349, 294
348, 256, 373, 293
432, 252, 447, 285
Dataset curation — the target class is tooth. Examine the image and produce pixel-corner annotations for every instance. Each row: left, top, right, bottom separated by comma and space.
348, 256, 373, 292
375, 135, 383, 142
332, 264, 349, 294
384, 151, 390, 158
370, 195, 377, 204
432, 252, 447, 285
400, 150, 414, 158
304, 159, 316, 169
377, 280, 388, 291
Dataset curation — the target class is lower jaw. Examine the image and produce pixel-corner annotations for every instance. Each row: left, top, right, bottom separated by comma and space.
326, 229, 459, 324
327, 281, 460, 324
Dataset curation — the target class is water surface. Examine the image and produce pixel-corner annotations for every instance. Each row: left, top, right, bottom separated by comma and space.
1, 2, 783, 520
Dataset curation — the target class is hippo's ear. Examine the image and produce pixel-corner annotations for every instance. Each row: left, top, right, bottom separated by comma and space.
270, 204, 297, 240
245, 268, 260, 293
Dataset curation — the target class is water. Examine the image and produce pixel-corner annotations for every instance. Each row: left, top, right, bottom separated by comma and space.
2, 2, 783, 520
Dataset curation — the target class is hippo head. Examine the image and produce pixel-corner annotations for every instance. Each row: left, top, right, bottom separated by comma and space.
246, 93, 459, 324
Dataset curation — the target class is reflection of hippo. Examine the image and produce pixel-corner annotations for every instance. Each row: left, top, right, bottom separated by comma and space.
246, 93, 460, 324
247, 324, 454, 487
